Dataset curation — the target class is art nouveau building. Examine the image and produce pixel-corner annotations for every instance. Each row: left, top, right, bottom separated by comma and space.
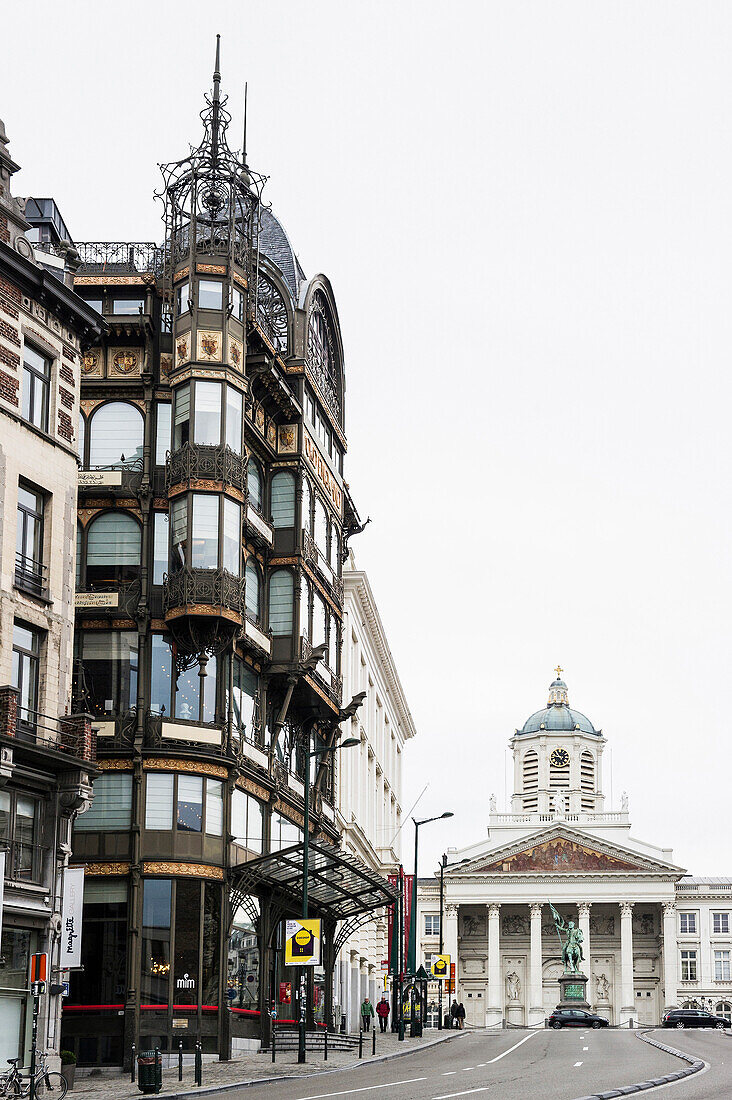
334, 554, 416, 1030
0, 121, 101, 1065
56, 46, 393, 1066
417, 675, 732, 1028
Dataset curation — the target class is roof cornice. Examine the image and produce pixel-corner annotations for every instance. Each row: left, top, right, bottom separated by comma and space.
344, 568, 417, 741
0, 241, 105, 346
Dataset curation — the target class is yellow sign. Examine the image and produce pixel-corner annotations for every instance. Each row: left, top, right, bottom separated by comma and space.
431, 954, 450, 980
284, 918, 322, 967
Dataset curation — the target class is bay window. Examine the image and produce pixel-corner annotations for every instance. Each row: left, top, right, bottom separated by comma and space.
144, 771, 223, 836
231, 285, 244, 321
171, 497, 188, 571
226, 386, 243, 453
198, 279, 223, 310
247, 460, 262, 512
173, 380, 245, 451
194, 381, 221, 444
245, 559, 260, 622
271, 471, 296, 528
75, 773, 133, 831
300, 574, 310, 637
176, 280, 190, 315
156, 403, 171, 464
0, 792, 39, 881
111, 297, 144, 315
269, 570, 294, 635
153, 512, 169, 584
223, 498, 242, 575
145, 772, 174, 829
231, 656, 258, 738
192, 495, 219, 569
169, 493, 240, 576
232, 789, 264, 854
150, 634, 217, 723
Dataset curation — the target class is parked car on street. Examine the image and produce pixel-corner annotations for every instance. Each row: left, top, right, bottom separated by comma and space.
548, 1009, 609, 1029
662, 1009, 729, 1029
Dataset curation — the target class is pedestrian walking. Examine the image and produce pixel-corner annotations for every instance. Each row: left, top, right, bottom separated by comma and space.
376, 996, 390, 1033
361, 997, 375, 1031
450, 999, 459, 1029
457, 1002, 466, 1029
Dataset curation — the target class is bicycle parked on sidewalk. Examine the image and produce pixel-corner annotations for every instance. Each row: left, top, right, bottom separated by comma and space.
0, 1049, 67, 1098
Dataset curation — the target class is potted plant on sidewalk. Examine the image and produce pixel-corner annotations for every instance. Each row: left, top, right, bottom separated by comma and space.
60, 1051, 76, 1090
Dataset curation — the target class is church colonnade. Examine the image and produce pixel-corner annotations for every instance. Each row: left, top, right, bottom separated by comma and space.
441, 900, 678, 1027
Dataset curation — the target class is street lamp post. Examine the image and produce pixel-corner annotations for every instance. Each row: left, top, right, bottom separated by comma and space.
297, 727, 360, 1065
406, 812, 453, 1038
438, 853, 447, 1029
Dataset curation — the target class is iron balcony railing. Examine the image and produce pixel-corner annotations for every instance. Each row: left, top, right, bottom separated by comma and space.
163, 567, 247, 617
13, 706, 97, 764
14, 553, 48, 598
166, 442, 247, 493
75, 241, 162, 274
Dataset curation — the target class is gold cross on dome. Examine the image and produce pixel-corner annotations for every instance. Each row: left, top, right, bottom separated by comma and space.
554, 665, 563, 678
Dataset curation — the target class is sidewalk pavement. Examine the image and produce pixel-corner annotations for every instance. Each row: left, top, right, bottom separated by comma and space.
71, 1027, 466, 1100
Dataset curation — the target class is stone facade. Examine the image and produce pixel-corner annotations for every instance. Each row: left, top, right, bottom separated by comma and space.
334, 553, 416, 1031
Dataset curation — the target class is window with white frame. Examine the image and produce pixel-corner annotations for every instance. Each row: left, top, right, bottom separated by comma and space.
713, 913, 730, 935
681, 950, 697, 981
715, 950, 731, 981
75, 773, 133, 831
231, 789, 264, 854
424, 914, 440, 937
679, 912, 697, 934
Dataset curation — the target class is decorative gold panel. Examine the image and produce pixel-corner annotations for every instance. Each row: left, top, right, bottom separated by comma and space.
81, 348, 104, 377
98, 760, 134, 771
143, 758, 228, 779
109, 347, 142, 377
228, 337, 243, 369
176, 332, 191, 369
85, 862, 130, 876
143, 862, 225, 881
197, 329, 222, 363
278, 425, 297, 454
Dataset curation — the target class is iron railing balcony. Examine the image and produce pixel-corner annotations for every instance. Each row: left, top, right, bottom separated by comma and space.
163, 567, 246, 620
301, 531, 344, 606
166, 442, 247, 493
14, 553, 48, 599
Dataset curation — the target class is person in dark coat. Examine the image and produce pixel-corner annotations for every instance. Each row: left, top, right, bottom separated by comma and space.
457, 1002, 466, 1029
450, 999, 459, 1029
376, 996, 390, 1032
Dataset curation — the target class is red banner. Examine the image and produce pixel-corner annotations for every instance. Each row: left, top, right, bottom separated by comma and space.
387, 872, 413, 974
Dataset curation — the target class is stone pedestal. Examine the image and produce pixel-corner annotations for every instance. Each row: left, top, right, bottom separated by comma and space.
557, 972, 590, 1010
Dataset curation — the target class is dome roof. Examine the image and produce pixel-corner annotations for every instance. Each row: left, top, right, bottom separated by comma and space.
517, 675, 600, 736
259, 206, 305, 302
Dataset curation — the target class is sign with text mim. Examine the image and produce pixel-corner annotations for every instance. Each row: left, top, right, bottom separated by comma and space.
284, 918, 322, 967
61, 867, 84, 968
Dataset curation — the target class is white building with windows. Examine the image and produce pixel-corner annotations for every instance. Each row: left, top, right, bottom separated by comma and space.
334, 553, 417, 1031
416, 673, 732, 1028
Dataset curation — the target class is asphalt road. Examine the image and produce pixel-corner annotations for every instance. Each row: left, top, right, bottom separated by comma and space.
639, 1028, 731, 1098
226, 1028, 689, 1100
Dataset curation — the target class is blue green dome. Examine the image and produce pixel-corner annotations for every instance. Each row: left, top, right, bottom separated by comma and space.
517, 676, 599, 736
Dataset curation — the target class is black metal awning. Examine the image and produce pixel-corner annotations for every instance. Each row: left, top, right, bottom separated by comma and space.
231, 840, 397, 921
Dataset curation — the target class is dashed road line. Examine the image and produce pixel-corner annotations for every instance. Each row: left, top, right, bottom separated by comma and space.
573, 1061, 583, 1067
433, 1088, 491, 1100
294, 1077, 428, 1100
442, 1071, 456, 1076
582, 1046, 588, 1050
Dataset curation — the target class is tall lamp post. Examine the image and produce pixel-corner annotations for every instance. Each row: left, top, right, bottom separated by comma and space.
298, 726, 360, 1064
438, 853, 447, 1029
406, 812, 453, 1037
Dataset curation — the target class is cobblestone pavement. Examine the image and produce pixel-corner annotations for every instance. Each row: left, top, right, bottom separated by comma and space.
70, 1028, 464, 1099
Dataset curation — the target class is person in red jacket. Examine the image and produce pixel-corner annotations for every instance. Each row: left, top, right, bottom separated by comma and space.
376, 996, 390, 1032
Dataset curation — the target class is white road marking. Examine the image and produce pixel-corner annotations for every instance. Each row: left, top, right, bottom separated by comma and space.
574, 1061, 583, 1067
486, 1032, 537, 1063
295, 1077, 428, 1100
462, 1066, 474, 1071
433, 1088, 490, 1100
442, 1071, 456, 1076
583, 1046, 588, 1050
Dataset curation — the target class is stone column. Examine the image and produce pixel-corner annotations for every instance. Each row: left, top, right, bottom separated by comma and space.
529, 903, 544, 1025
662, 903, 678, 1012
578, 902, 592, 976
487, 904, 502, 1025
619, 902, 635, 1025
444, 904, 459, 972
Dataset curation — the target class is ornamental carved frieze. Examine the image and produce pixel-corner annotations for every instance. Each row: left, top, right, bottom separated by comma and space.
142, 758, 228, 779
463, 914, 486, 937
480, 838, 643, 874
109, 347, 142, 377
98, 759, 134, 771
173, 267, 190, 283
85, 862, 130, 876
502, 913, 529, 936
228, 337, 243, 369
142, 861, 224, 880
196, 263, 226, 275
176, 332, 191, 369
235, 775, 270, 802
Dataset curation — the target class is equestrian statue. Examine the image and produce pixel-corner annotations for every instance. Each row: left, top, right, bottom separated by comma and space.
549, 902, 585, 974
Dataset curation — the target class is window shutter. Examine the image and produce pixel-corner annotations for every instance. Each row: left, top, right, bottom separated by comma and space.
271, 472, 296, 528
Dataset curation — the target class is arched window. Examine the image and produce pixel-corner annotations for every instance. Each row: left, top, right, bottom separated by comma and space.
268, 570, 294, 636
76, 523, 83, 588
314, 497, 328, 558
300, 574, 310, 638
271, 471, 296, 528
245, 559, 261, 622
331, 527, 340, 571
716, 1002, 732, 1023
78, 412, 86, 466
307, 291, 340, 419
86, 512, 141, 586
301, 479, 312, 536
248, 459, 263, 513
89, 402, 144, 469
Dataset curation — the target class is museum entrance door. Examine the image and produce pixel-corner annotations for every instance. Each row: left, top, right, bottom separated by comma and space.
634, 983, 657, 1026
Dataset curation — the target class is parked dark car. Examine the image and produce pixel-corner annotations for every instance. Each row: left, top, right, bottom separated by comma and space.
548, 1008, 609, 1029
662, 1009, 729, 1029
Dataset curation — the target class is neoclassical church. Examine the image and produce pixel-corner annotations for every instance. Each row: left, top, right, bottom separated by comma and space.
417, 674, 732, 1027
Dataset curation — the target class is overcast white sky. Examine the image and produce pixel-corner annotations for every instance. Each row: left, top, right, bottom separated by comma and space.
3, 0, 732, 879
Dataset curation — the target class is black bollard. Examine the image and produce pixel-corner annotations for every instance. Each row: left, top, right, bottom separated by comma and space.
358, 1029, 363, 1059
178, 1042, 183, 1082
372, 1028, 376, 1056
131, 1043, 136, 1084
324, 1029, 328, 1062
195, 1040, 202, 1087
154, 1048, 161, 1093
271, 1027, 276, 1064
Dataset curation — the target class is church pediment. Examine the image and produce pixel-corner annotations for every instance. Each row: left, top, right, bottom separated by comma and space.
479, 836, 642, 873
456, 826, 683, 875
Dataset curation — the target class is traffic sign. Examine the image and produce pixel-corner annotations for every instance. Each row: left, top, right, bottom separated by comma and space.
430, 953, 450, 980
284, 918, 322, 966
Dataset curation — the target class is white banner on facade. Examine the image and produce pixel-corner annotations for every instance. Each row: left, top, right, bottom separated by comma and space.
0, 850, 4, 954
61, 868, 84, 969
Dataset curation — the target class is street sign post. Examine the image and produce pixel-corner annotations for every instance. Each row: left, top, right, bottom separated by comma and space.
28, 954, 48, 1100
